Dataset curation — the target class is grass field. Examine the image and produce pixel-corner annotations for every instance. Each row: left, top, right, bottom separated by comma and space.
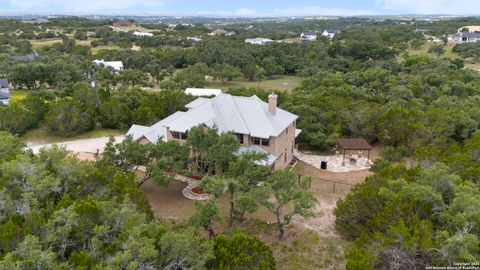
405, 41, 480, 71
9, 89, 30, 103
91, 44, 122, 54
21, 125, 124, 145
206, 75, 303, 92
406, 42, 458, 58
30, 38, 63, 49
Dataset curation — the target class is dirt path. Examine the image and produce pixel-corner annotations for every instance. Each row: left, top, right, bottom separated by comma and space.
28, 136, 125, 154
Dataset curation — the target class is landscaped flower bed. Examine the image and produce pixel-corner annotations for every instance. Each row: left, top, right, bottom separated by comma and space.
191, 187, 206, 195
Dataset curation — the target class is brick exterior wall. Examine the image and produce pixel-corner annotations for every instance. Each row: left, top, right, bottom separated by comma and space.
145, 124, 297, 169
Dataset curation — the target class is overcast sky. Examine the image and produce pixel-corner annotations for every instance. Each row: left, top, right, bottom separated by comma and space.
1, 0, 480, 16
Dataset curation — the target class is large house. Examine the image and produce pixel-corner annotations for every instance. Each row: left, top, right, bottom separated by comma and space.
448, 32, 480, 43
301, 31, 317, 41
127, 93, 301, 169
0, 79, 10, 106
245, 38, 273, 45
92, 59, 124, 71
322, 29, 339, 39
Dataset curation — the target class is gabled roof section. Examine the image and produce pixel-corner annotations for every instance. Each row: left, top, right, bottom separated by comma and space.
166, 93, 298, 139
127, 111, 186, 144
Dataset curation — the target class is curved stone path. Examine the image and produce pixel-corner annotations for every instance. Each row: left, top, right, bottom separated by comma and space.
173, 174, 210, 201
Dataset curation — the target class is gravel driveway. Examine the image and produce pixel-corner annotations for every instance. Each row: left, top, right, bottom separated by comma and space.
28, 135, 125, 154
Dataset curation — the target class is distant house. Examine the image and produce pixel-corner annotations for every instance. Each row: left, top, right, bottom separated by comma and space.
209, 28, 236, 36
458, 25, 480, 33
185, 88, 222, 97
12, 54, 36, 61
300, 31, 317, 40
322, 29, 339, 39
113, 20, 134, 27
245, 38, 273, 45
0, 79, 10, 106
448, 32, 480, 43
127, 93, 301, 169
92, 59, 124, 71
132, 31, 153, 37
187, 37, 202, 42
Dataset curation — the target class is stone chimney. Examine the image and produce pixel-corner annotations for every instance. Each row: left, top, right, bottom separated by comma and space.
268, 93, 278, 116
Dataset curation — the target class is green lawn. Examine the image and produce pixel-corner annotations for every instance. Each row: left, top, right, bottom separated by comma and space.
406, 42, 458, 58
91, 45, 122, 54
206, 75, 303, 92
10, 89, 30, 103
21, 125, 124, 145
30, 38, 63, 49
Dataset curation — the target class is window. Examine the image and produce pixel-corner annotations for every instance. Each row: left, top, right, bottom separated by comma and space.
235, 133, 244, 144
172, 131, 188, 140
251, 137, 269, 147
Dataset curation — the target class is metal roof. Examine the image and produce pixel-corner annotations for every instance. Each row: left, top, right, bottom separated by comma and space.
127, 111, 186, 144
336, 139, 372, 150
166, 93, 298, 139
93, 59, 124, 71
237, 145, 277, 166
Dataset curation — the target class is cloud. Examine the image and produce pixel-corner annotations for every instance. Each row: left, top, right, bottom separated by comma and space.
4, 0, 169, 14
376, 0, 480, 14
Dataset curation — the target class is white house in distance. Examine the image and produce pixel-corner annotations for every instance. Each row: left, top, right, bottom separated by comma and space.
322, 29, 339, 39
133, 31, 153, 37
209, 28, 236, 36
185, 88, 222, 97
92, 59, 124, 71
0, 79, 10, 106
245, 38, 273, 45
301, 31, 317, 40
127, 93, 302, 169
448, 32, 480, 43
187, 37, 202, 42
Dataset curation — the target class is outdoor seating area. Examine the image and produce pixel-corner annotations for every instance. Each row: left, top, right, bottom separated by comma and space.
294, 138, 373, 173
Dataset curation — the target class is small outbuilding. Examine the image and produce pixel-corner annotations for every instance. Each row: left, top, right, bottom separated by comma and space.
336, 138, 372, 165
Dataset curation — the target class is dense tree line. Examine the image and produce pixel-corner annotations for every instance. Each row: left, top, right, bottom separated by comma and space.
0, 132, 277, 269
335, 131, 480, 267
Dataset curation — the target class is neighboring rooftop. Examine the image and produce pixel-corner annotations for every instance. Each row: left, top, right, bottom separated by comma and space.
302, 31, 317, 36
185, 88, 222, 97
92, 59, 124, 71
324, 29, 340, 34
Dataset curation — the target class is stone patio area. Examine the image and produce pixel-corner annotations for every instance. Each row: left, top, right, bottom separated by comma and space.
294, 150, 371, 173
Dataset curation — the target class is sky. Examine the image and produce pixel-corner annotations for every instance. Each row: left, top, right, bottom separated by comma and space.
1, 0, 480, 16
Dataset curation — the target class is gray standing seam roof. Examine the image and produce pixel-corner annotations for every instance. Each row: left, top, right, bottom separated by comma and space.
166, 93, 298, 139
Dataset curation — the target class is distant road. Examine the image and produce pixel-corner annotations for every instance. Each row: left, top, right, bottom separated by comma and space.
28, 135, 125, 154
